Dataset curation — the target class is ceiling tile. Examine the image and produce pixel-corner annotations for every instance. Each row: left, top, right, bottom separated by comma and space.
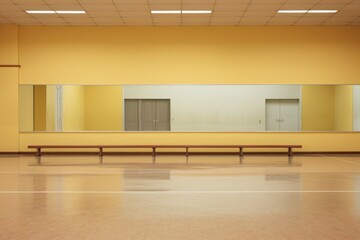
153, 17, 181, 23
240, 16, 272, 22
0, 11, 31, 17
181, 17, 210, 22
342, 4, 360, 10
87, 12, 120, 17
44, 0, 79, 4
149, 0, 181, 4
36, 17, 67, 23
319, 0, 352, 3
49, 5, 85, 11
295, 21, 322, 25
122, 17, 152, 22
325, 16, 358, 22
18, 5, 53, 10
11, 0, 46, 4
120, 11, 151, 17
149, 5, 181, 10
286, 0, 320, 3
82, 4, 118, 12
182, 0, 215, 4
297, 16, 329, 22
211, 17, 240, 22
57, 12, 89, 18
78, 0, 114, 4
243, 11, 276, 17
96, 22, 125, 25
125, 22, 153, 25
216, 0, 250, 3
0, 5, 23, 11
213, 4, 248, 11
117, 4, 149, 11
312, 4, 344, 9
8, 17, 39, 23
0, 0, 14, 4
114, 0, 148, 4
0, 17, 10, 23
247, 4, 282, 11
334, 10, 360, 17
63, 17, 94, 23
280, 4, 315, 9
212, 11, 244, 17
182, 4, 213, 10
252, 0, 287, 3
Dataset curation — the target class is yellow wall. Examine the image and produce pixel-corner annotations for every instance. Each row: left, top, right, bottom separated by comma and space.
62, 85, 85, 131
19, 85, 33, 132
335, 85, 353, 131
302, 85, 335, 131
84, 86, 123, 131
0, 25, 19, 151
34, 85, 46, 131
46, 85, 56, 131
0, 25, 18, 65
1, 25, 360, 152
19, 26, 360, 85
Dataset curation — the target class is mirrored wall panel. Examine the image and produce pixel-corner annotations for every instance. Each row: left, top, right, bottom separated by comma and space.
19, 84, 360, 132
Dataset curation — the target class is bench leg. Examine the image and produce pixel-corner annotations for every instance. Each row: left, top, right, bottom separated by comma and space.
36, 148, 42, 164
288, 156, 293, 165
239, 148, 244, 164
152, 147, 156, 164
186, 147, 189, 164
288, 148, 293, 156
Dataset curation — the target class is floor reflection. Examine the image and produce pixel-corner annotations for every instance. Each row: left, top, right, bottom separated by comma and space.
0, 154, 360, 239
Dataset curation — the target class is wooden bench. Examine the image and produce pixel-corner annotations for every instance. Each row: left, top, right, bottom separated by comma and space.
28, 144, 302, 164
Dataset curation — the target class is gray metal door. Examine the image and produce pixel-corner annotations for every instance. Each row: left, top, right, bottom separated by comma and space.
124, 99, 170, 131
155, 99, 170, 131
124, 99, 139, 131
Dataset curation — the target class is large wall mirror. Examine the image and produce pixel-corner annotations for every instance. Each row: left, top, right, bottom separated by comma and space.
19, 84, 360, 132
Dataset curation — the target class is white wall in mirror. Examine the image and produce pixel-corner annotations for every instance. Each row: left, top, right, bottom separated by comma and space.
123, 85, 301, 131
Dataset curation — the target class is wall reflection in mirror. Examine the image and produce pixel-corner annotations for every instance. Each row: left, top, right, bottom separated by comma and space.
19, 85, 360, 132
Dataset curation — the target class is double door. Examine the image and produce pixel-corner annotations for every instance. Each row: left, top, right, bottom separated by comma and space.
125, 99, 170, 131
265, 99, 300, 131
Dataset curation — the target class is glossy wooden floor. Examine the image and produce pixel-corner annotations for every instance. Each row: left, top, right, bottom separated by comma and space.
1, 154, 360, 240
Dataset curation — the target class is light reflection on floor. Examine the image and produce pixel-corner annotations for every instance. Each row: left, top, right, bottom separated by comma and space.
1, 154, 360, 239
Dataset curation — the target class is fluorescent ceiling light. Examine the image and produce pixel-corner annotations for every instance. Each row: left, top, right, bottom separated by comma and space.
151, 10, 212, 14
151, 10, 181, 14
182, 10, 212, 14
308, 10, 337, 13
26, 10, 56, 14
56, 11, 86, 14
278, 10, 308, 13
26, 10, 86, 14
